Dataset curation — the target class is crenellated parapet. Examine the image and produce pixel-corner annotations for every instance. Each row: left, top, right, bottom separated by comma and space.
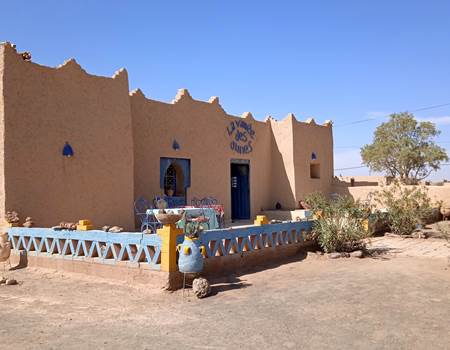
1, 41, 129, 87
208, 96, 220, 104
240, 111, 254, 120
1, 41, 333, 129
111, 67, 128, 82
172, 88, 193, 104
268, 112, 333, 128
56, 58, 87, 74
129, 88, 146, 98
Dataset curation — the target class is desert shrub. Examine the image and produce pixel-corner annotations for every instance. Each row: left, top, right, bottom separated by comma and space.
305, 193, 371, 253
374, 181, 433, 235
436, 222, 450, 241
304, 192, 330, 214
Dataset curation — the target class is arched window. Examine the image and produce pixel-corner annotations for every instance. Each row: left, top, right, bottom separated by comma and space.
164, 164, 177, 195
160, 158, 190, 205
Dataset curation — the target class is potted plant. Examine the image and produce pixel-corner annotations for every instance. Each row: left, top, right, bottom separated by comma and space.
178, 221, 205, 273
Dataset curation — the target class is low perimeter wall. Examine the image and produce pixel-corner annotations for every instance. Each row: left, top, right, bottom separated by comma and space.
6, 221, 314, 289
187, 221, 314, 274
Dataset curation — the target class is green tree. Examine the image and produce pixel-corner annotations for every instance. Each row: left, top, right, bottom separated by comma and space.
361, 112, 448, 183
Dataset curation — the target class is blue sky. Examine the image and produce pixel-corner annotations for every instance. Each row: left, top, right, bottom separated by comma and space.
1, 0, 449, 179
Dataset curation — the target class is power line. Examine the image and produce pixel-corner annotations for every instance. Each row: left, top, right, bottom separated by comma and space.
334, 101, 450, 127
411, 102, 450, 112
334, 165, 367, 171
334, 117, 379, 127
335, 141, 450, 150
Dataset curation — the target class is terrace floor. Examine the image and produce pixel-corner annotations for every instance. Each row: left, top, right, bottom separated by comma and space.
1, 239, 450, 349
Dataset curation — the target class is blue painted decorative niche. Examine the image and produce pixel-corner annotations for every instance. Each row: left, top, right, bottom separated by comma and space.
311, 152, 317, 160
62, 142, 74, 157
172, 139, 180, 151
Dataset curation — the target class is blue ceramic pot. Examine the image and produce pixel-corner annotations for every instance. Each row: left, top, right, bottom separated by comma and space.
178, 237, 204, 273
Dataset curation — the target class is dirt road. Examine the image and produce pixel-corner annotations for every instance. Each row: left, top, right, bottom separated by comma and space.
1, 249, 449, 349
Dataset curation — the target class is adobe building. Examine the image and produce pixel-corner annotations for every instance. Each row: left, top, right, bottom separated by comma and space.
0, 42, 334, 230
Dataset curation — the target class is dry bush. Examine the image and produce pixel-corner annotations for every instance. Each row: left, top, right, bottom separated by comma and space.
374, 181, 433, 235
305, 193, 371, 253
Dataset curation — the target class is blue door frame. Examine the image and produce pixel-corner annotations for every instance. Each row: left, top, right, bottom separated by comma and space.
231, 162, 250, 220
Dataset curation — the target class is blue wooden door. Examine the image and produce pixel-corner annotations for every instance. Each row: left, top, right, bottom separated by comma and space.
231, 163, 250, 220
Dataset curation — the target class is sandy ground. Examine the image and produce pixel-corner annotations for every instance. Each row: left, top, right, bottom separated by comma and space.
369, 236, 450, 259
1, 242, 450, 349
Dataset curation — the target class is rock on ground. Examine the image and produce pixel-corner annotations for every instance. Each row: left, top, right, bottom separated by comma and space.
327, 252, 342, 259
192, 277, 211, 298
350, 250, 364, 258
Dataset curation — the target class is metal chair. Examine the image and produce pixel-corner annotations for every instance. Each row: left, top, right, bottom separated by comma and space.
134, 197, 160, 233
191, 197, 202, 207
201, 197, 218, 206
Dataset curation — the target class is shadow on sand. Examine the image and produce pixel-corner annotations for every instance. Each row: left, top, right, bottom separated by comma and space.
205, 250, 311, 296
364, 246, 400, 260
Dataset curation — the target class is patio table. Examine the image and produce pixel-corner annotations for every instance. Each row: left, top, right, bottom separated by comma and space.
147, 207, 219, 231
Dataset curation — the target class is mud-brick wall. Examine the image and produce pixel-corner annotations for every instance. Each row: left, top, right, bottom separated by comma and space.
269, 115, 334, 209
1, 44, 135, 229
130, 89, 273, 221
269, 115, 297, 209
0, 45, 6, 219
333, 184, 450, 208
292, 119, 334, 201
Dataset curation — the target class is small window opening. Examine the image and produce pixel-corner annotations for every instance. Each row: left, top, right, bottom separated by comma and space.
310, 164, 320, 179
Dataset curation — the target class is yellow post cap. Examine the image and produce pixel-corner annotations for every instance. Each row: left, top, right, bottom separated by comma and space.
254, 215, 269, 226
78, 219, 91, 226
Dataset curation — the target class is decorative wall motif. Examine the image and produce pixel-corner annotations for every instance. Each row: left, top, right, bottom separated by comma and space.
227, 120, 256, 154
7, 228, 162, 268
177, 221, 313, 258
7, 222, 313, 275
62, 142, 74, 157
172, 140, 180, 151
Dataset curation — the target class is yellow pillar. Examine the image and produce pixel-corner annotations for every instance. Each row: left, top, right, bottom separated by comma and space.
157, 223, 184, 272
254, 215, 269, 226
